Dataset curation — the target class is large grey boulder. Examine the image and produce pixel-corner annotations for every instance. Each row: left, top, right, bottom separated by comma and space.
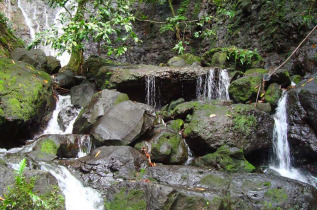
46, 56, 61, 74
76, 146, 148, 179
73, 89, 129, 134
287, 78, 317, 170
57, 106, 78, 131
70, 82, 97, 108
91, 100, 153, 146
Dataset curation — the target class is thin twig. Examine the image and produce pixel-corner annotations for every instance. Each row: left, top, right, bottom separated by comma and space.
269, 24, 317, 77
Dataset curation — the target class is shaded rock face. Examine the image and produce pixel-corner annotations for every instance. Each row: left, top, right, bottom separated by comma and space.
95, 64, 209, 105
75, 146, 148, 180
91, 100, 154, 146
135, 126, 188, 165
27, 134, 90, 161
10, 48, 48, 71
0, 58, 54, 148
183, 102, 274, 158
287, 79, 317, 169
46, 56, 61, 75
73, 89, 129, 134
70, 82, 97, 108
53, 70, 76, 89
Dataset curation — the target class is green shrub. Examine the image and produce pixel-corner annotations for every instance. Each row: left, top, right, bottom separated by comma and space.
0, 158, 65, 209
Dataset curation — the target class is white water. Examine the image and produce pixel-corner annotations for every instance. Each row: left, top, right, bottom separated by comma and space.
270, 93, 317, 188
145, 75, 157, 108
41, 163, 104, 210
196, 68, 230, 101
183, 139, 194, 165
43, 95, 80, 135
77, 135, 92, 158
15, 0, 75, 66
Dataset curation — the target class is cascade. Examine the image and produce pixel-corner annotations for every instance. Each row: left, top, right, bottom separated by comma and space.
43, 94, 80, 135
183, 139, 194, 165
77, 135, 92, 158
270, 93, 317, 187
196, 68, 230, 101
145, 75, 158, 108
41, 163, 104, 210
15, 0, 75, 66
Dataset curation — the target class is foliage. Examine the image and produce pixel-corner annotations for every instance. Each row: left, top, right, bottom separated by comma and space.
0, 158, 65, 210
30, 0, 139, 58
226, 47, 261, 66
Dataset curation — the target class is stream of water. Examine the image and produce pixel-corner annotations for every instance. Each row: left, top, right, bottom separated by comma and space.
270, 93, 317, 188
196, 68, 230, 101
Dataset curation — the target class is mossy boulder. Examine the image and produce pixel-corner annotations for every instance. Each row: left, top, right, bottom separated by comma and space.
229, 69, 265, 103
167, 56, 186, 67
105, 188, 146, 210
135, 126, 187, 164
10, 48, 48, 71
27, 134, 89, 161
183, 102, 273, 157
179, 53, 201, 65
201, 47, 263, 71
193, 145, 255, 173
0, 58, 53, 148
265, 83, 282, 108
167, 119, 184, 131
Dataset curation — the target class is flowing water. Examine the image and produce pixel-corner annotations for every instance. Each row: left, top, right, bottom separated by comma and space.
15, 0, 75, 66
145, 75, 158, 108
196, 68, 230, 101
270, 93, 317, 187
43, 95, 80, 135
41, 163, 104, 210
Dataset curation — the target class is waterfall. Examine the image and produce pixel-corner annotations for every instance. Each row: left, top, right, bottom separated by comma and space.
196, 68, 230, 101
41, 163, 104, 210
183, 139, 194, 165
14, 0, 76, 66
270, 93, 317, 187
43, 94, 80, 135
145, 75, 158, 108
77, 135, 92, 158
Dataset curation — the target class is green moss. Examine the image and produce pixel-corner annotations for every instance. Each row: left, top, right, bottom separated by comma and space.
244, 68, 268, 76
40, 139, 58, 155
168, 119, 184, 131
0, 57, 52, 121
265, 83, 282, 107
211, 52, 227, 67
194, 145, 255, 173
291, 75, 302, 85
200, 174, 229, 187
104, 189, 146, 210
264, 188, 288, 205
229, 75, 261, 103
232, 114, 257, 135
179, 53, 201, 65
114, 93, 129, 105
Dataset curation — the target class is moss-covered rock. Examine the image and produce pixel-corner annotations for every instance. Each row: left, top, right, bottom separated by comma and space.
193, 145, 255, 173
202, 47, 263, 71
0, 58, 53, 148
168, 56, 186, 67
135, 126, 187, 164
168, 119, 184, 131
105, 188, 146, 210
265, 83, 282, 108
183, 103, 273, 157
179, 53, 201, 65
229, 74, 262, 103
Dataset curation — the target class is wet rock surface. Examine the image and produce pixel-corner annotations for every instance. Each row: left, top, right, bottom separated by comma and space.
287, 78, 317, 168
183, 102, 274, 156
73, 89, 129, 134
91, 100, 154, 146
70, 82, 97, 108
10, 48, 48, 71
57, 106, 78, 131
